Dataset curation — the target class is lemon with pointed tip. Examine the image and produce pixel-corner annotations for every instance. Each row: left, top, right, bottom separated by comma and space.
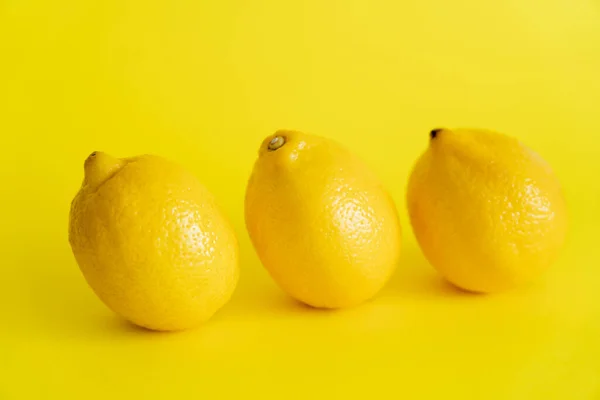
68, 152, 239, 331
245, 130, 402, 309
407, 128, 568, 293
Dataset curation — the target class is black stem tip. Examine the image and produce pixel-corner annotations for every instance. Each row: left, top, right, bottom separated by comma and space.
430, 129, 443, 140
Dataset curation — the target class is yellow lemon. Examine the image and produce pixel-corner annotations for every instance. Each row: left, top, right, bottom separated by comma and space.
68, 152, 239, 331
407, 128, 568, 293
245, 130, 402, 309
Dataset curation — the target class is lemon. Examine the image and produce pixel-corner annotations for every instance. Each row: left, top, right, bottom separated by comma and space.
245, 130, 402, 309
68, 152, 239, 331
407, 128, 568, 293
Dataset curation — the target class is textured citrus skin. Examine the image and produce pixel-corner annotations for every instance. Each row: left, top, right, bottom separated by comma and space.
68, 152, 239, 331
407, 128, 568, 293
245, 130, 402, 309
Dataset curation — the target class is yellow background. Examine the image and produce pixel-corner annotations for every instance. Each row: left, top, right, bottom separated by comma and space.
2, 0, 600, 398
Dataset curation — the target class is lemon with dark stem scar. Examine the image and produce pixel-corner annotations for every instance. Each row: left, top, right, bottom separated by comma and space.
407, 128, 568, 293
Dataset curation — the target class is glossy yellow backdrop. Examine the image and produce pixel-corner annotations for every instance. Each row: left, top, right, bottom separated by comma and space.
2, 0, 600, 398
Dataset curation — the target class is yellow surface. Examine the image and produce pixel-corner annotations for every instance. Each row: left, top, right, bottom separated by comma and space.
1, 0, 599, 398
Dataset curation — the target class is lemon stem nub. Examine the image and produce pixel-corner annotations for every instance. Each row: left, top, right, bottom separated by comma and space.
430, 129, 442, 140
83, 152, 125, 189
268, 136, 286, 151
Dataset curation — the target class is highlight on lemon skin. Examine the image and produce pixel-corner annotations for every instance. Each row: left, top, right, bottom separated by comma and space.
245, 129, 402, 309
69, 151, 239, 332
406, 127, 568, 294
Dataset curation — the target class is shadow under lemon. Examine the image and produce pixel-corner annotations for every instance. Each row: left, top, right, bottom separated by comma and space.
23, 235, 493, 340
22, 235, 314, 338
212, 239, 314, 320
382, 242, 472, 301
221, 240, 474, 323
22, 240, 147, 340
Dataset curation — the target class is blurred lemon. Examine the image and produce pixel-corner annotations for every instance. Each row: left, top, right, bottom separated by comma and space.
245, 130, 402, 308
68, 152, 239, 331
407, 128, 568, 293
